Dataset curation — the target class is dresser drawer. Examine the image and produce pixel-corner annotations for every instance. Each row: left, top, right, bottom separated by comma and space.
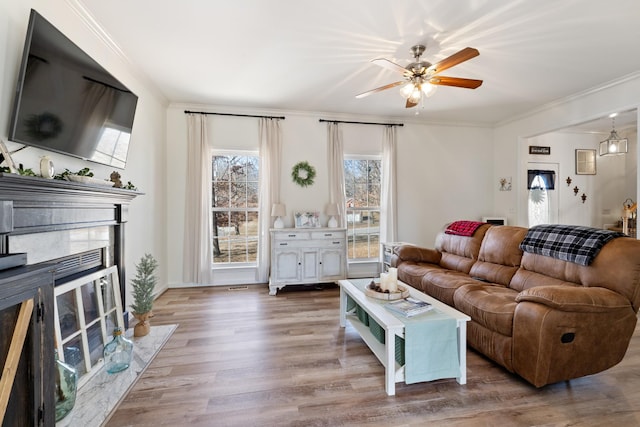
273, 231, 311, 241
311, 230, 346, 240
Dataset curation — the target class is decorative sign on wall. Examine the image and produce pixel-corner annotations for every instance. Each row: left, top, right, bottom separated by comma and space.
529, 146, 551, 155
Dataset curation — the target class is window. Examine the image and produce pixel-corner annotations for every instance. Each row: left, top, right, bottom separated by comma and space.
344, 158, 381, 260
212, 154, 259, 264
528, 174, 550, 227
54, 266, 124, 387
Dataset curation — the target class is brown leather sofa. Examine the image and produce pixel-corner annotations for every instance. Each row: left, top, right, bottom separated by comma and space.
391, 223, 640, 387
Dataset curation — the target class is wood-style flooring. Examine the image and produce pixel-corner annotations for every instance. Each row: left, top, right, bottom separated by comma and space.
106, 284, 640, 427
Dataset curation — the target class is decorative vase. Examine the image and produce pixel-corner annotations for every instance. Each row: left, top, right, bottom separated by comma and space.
103, 327, 134, 374
55, 349, 77, 421
133, 311, 152, 337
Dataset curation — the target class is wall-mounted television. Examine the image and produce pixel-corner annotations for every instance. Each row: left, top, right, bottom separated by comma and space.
8, 9, 138, 169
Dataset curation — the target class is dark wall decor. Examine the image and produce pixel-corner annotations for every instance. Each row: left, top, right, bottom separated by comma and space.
529, 146, 551, 155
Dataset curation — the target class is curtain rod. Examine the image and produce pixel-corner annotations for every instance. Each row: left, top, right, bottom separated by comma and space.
184, 110, 285, 120
318, 119, 403, 127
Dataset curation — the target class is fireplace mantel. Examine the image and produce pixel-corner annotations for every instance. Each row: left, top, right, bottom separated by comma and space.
0, 173, 142, 306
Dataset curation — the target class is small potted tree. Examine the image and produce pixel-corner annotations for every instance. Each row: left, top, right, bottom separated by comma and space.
130, 253, 158, 337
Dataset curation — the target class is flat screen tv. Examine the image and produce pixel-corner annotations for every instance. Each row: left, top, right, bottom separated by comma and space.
8, 9, 138, 169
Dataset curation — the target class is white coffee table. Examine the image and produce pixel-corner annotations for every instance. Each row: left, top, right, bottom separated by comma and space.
339, 279, 470, 396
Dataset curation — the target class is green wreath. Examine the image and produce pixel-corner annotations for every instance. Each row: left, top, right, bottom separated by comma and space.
291, 161, 316, 187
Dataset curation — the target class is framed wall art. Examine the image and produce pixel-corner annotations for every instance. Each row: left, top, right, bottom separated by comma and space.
294, 211, 320, 228
575, 149, 596, 175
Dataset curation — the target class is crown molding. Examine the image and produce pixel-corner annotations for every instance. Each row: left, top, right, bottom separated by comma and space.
66, 0, 168, 105
496, 71, 640, 128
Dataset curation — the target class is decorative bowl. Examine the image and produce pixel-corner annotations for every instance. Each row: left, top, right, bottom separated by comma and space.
365, 281, 410, 300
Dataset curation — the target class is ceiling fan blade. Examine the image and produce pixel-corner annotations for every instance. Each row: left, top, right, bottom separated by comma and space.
427, 47, 479, 74
405, 99, 418, 108
355, 81, 406, 98
429, 76, 483, 89
371, 58, 409, 75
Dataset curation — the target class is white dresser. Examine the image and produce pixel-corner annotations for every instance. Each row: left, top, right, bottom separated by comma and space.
269, 228, 347, 295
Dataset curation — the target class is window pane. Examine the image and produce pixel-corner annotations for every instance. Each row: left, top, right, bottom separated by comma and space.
229, 156, 246, 181
57, 291, 79, 339
230, 182, 247, 208
247, 212, 259, 237
213, 182, 229, 208
86, 321, 104, 366
213, 156, 229, 181
101, 276, 116, 313
247, 156, 259, 181
369, 184, 381, 207
63, 335, 87, 376
230, 211, 245, 235
214, 212, 230, 232
228, 238, 246, 262
81, 282, 99, 323
247, 182, 259, 208
247, 238, 258, 262
353, 184, 368, 207
214, 236, 230, 263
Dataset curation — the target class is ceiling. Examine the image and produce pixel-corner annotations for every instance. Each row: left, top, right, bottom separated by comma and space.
78, 0, 640, 128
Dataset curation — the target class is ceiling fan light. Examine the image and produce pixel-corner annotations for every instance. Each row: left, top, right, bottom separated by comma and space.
399, 83, 414, 99
408, 87, 421, 104
421, 83, 437, 98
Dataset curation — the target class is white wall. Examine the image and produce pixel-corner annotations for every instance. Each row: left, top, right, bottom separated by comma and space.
494, 73, 640, 227
166, 105, 495, 286
0, 1, 169, 302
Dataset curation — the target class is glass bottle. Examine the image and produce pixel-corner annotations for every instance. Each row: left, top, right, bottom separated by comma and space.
55, 348, 78, 421
103, 327, 134, 374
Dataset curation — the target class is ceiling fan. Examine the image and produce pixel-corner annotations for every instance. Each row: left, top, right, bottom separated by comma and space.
356, 44, 483, 108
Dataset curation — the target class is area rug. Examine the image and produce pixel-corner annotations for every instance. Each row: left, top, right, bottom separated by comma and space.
58, 324, 178, 427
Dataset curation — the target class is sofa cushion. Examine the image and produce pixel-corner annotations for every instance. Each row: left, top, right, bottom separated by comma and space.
420, 270, 479, 306
396, 261, 442, 291
469, 225, 527, 286
453, 284, 518, 337
510, 267, 578, 292
434, 223, 492, 273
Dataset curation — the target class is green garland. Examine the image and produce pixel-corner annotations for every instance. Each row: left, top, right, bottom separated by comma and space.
291, 161, 316, 187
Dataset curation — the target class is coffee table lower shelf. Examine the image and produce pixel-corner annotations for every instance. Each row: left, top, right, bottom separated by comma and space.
339, 279, 469, 396
345, 311, 405, 384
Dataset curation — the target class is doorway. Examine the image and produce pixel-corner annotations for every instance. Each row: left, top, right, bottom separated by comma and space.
527, 162, 559, 227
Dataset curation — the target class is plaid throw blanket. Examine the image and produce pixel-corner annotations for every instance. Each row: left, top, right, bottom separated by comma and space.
445, 220, 485, 237
519, 224, 625, 266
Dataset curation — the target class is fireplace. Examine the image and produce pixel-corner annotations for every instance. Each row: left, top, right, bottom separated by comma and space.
0, 173, 140, 309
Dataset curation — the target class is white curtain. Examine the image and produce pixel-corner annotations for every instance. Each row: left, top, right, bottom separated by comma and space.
183, 114, 213, 285
256, 118, 282, 283
380, 126, 398, 242
327, 122, 346, 227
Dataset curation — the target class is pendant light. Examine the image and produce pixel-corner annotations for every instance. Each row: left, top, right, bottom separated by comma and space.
599, 116, 628, 156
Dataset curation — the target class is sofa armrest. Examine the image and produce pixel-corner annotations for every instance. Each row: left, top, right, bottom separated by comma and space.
394, 245, 441, 264
515, 286, 632, 313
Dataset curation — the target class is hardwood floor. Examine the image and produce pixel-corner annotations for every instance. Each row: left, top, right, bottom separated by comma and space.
106, 284, 640, 427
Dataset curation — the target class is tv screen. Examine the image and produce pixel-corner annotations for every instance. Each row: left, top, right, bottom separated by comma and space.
8, 9, 138, 169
